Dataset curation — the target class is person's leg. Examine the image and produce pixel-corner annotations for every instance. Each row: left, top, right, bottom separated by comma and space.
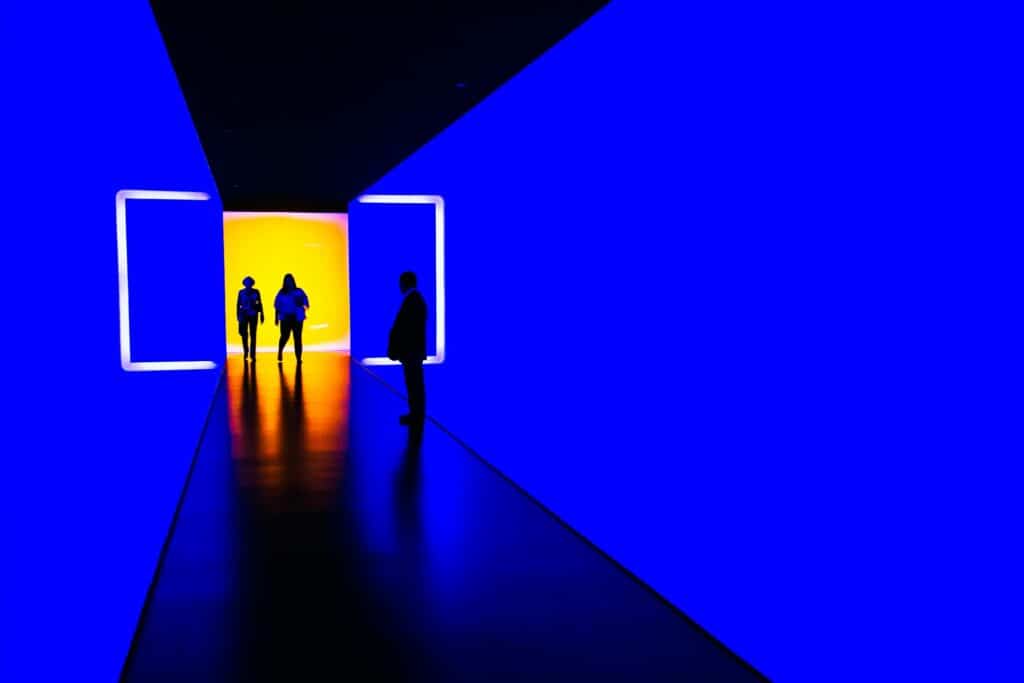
411, 360, 425, 419
400, 362, 414, 423
278, 319, 291, 362
293, 320, 303, 362
239, 320, 249, 359
248, 317, 258, 360
402, 360, 425, 422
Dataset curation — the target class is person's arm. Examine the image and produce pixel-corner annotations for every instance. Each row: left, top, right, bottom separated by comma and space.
236, 291, 243, 322
416, 295, 427, 329
256, 289, 265, 324
415, 296, 428, 358
388, 299, 409, 360
398, 297, 413, 334
273, 294, 280, 326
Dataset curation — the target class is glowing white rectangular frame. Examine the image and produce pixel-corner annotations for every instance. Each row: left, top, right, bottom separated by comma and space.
355, 194, 445, 366
116, 189, 218, 372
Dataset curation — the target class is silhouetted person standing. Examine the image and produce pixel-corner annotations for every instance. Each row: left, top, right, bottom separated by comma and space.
236, 276, 265, 362
275, 273, 310, 364
388, 271, 427, 425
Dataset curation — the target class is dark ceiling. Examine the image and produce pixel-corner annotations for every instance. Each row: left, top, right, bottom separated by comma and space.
151, 0, 608, 211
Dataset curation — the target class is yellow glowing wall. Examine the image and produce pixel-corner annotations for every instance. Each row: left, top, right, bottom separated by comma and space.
224, 212, 350, 353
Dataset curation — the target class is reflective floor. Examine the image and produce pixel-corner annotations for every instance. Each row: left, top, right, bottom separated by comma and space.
123, 353, 762, 682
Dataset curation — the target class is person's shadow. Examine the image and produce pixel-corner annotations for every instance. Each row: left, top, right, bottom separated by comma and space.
239, 360, 260, 456
277, 363, 306, 450
394, 420, 424, 543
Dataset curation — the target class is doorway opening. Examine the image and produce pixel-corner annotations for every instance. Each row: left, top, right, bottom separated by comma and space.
223, 212, 350, 356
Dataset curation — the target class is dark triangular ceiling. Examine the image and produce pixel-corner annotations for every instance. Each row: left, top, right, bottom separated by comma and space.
152, 0, 609, 211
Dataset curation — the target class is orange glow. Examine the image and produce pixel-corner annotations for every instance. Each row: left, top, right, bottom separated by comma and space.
223, 212, 350, 353
226, 355, 351, 508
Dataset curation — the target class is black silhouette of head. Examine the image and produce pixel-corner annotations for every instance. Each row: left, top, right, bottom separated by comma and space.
399, 271, 417, 293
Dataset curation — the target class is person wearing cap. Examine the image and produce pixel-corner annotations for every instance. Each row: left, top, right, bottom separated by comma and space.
236, 276, 264, 361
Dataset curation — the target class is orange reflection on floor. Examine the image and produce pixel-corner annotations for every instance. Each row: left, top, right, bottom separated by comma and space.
226, 353, 352, 511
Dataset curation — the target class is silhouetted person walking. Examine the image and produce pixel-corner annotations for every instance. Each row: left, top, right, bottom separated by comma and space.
236, 276, 265, 361
275, 273, 310, 364
388, 271, 427, 425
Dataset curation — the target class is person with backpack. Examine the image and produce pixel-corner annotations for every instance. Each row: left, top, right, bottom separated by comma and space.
274, 273, 310, 364
236, 276, 265, 362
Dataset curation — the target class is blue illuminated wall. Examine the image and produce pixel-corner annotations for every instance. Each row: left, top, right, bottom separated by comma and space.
360, 2, 1021, 680
1, 2, 224, 680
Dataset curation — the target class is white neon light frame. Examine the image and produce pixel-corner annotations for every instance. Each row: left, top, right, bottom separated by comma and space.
355, 194, 446, 366
116, 189, 218, 372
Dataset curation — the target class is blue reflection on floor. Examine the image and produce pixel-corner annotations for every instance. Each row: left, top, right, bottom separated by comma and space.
123, 354, 761, 682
